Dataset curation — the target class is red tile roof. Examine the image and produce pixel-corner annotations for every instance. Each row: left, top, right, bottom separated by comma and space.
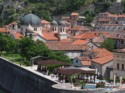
76, 57, 91, 66
92, 48, 112, 58
0, 28, 9, 33
72, 32, 109, 40
81, 60, 91, 66
11, 32, 24, 39
72, 40, 88, 45
73, 32, 97, 39
109, 14, 117, 18
92, 36, 105, 43
71, 26, 90, 31
117, 14, 125, 18
10, 22, 17, 25
45, 42, 88, 51
71, 12, 79, 16
92, 55, 113, 65
41, 20, 50, 24
42, 32, 59, 41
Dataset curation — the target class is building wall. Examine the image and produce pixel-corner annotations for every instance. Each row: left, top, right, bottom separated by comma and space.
87, 42, 98, 50
65, 50, 83, 59
92, 61, 113, 78
102, 61, 113, 78
72, 58, 82, 67
21, 25, 42, 36
113, 52, 125, 78
92, 62, 102, 75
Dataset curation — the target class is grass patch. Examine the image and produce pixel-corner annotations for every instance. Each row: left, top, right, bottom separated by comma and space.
1, 53, 31, 66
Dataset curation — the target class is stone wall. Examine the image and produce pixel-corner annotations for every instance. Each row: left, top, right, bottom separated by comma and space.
0, 58, 56, 93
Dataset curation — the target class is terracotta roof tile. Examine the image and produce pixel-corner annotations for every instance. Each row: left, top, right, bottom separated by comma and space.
42, 32, 59, 41
92, 55, 113, 65
41, 20, 50, 24
10, 22, 17, 25
73, 32, 110, 40
45, 42, 88, 51
12, 32, 24, 39
81, 61, 91, 66
71, 12, 79, 16
72, 40, 88, 45
71, 26, 90, 31
73, 32, 97, 39
109, 14, 118, 18
0, 28, 9, 33
76, 57, 91, 66
92, 36, 105, 43
92, 48, 112, 58
117, 14, 125, 18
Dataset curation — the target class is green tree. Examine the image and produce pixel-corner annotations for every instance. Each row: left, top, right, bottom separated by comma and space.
18, 37, 36, 58
100, 38, 115, 51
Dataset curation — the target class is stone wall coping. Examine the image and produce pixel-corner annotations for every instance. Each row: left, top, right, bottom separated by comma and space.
0, 57, 59, 84
52, 83, 104, 91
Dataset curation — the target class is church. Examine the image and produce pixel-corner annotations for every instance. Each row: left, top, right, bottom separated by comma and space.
20, 13, 70, 42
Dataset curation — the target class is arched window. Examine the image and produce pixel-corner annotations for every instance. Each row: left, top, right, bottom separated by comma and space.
55, 27, 56, 31
61, 27, 63, 32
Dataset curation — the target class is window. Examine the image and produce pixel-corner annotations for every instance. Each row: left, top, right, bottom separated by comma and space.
117, 63, 119, 69
12, 25, 14, 29
122, 64, 124, 70
121, 40, 124, 44
55, 27, 56, 31
117, 34, 119, 37
76, 59, 78, 63
34, 28, 37, 31
53, 27, 54, 31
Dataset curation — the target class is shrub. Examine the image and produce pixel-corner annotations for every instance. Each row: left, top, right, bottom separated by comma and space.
96, 82, 105, 88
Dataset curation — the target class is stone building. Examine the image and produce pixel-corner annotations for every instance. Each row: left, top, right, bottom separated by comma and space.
113, 49, 125, 79
20, 14, 43, 37
109, 31, 125, 49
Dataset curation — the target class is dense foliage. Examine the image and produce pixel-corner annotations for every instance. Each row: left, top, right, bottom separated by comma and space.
100, 38, 115, 52
0, 0, 111, 26
0, 33, 71, 64
0, 0, 124, 26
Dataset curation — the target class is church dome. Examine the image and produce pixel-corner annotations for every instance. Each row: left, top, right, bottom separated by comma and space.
21, 14, 41, 26
58, 21, 66, 26
51, 20, 58, 26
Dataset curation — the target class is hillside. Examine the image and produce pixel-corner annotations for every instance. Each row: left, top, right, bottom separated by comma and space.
0, 0, 123, 26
